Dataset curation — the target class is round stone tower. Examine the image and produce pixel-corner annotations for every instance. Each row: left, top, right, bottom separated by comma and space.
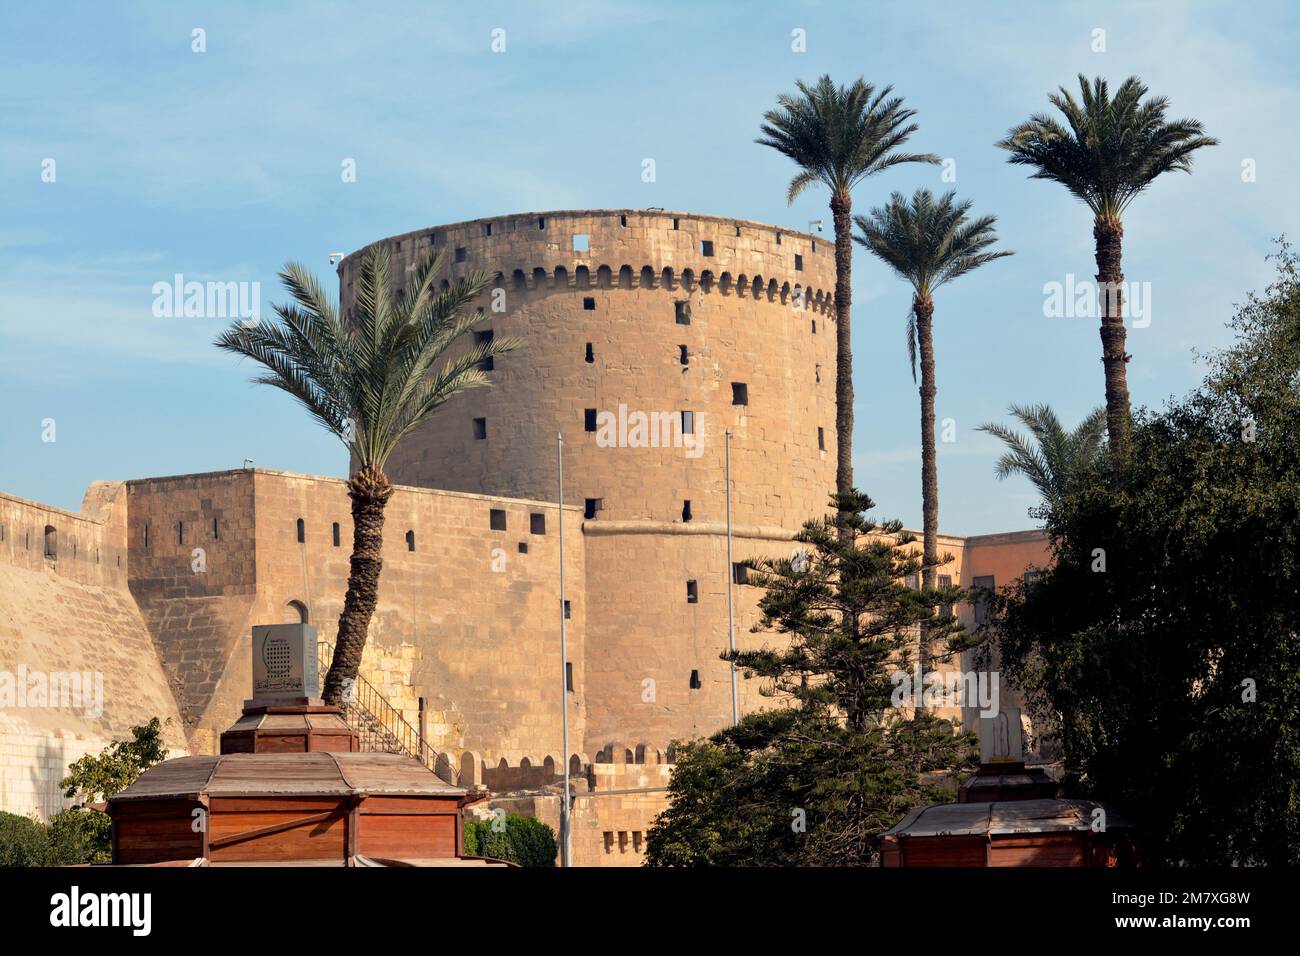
339, 209, 837, 751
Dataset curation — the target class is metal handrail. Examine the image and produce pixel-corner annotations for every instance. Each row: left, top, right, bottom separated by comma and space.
317, 640, 456, 785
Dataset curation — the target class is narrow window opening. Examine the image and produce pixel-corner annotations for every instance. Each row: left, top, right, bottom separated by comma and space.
474, 329, 494, 371
518, 541, 528, 554
143, 524, 149, 550
538, 216, 546, 230
584, 498, 602, 520
686, 580, 698, 604
583, 296, 596, 310
732, 382, 748, 406
689, 669, 702, 689
735, 226, 741, 236
490, 509, 507, 531
674, 300, 691, 325
177, 521, 184, 545
672, 217, 680, 230
682, 500, 692, 522
406, 530, 416, 552
585, 342, 594, 363
815, 364, 821, 384
681, 410, 695, 435
620, 214, 627, 227
775, 231, 782, 245
44, 524, 57, 559
812, 319, 817, 334
530, 513, 546, 535
484, 222, 492, 236
473, 417, 488, 440
679, 344, 689, 365
564, 600, 572, 620
584, 408, 598, 432
213, 518, 219, 540
700, 240, 714, 257
818, 427, 826, 451
296, 518, 305, 544
794, 254, 804, 271
455, 247, 467, 263
733, 562, 750, 585
566, 662, 574, 691
332, 522, 341, 547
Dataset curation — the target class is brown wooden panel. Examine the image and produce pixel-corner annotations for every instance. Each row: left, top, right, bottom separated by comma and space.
359, 813, 456, 859
990, 835, 1084, 867
115, 816, 202, 865
258, 734, 309, 753
209, 796, 342, 814
897, 836, 988, 867
208, 811, 346, 863
361, 796, 460, 814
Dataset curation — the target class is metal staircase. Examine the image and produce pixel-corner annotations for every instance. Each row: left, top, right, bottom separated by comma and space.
317, 640, 457, 785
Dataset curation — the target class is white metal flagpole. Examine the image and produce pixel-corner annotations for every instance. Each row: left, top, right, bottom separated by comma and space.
726, 429, 739, 725
557, 432, 572, 867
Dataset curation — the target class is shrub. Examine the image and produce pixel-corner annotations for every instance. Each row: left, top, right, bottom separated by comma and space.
0, 812, 52, 867
464, 813, 557, 867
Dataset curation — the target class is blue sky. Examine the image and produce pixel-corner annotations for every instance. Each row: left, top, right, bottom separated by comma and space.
1, 0, 1295, 534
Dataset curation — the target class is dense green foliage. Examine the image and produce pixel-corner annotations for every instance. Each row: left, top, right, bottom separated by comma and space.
0, 808, 113, 867
463, 813, 557, 867
0, 812, 52, 867
646, 493, 976, 866
989, 243, 1300, 865
61, 717, 169, 804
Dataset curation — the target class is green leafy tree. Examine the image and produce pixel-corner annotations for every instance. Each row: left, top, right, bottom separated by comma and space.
758, 76, 939, 524
854, 190, 1011, 689
646, 492, 976, 866
976, 403, 1106, 518
988, 241, 1300, 865
61, 716, 169, 803
998, 75, 1217, 458
0, 813, 52, 867
463, 813, 557, 867
216, 248, 521, 704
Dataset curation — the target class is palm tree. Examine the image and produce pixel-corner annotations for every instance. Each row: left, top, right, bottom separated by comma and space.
215, 245, 521, 705
997, 75, 1217, 459
854, 189, 1012, 693
758, 76, 939, 523
976, 404, 1106, 517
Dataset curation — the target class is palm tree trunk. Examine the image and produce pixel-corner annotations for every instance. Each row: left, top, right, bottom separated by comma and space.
1094, 216, 1131, 459
915, 295, 939, 718
830, 189, 854, 522
322, 465, 393, 706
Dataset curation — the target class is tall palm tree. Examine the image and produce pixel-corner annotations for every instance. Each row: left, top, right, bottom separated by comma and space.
215, 245, 521, 705
977, 404, 1106, 517
997, 75, 1217, 459
758, 76, 939, 524
854, 190, 1012, 692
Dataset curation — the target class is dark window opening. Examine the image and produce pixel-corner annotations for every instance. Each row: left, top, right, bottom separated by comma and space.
406, 530, 416, 552
296, 518, 305, 544
584, 498, 602, 520
733, 562, 750, 585
473, 417, 487, 440
672, 217, 680, 230
794, 254, 804, 271
939, 574, 954, 619
675, 301, 691, 325
332, 522, 341, 547
583, 296, 596, 310
474, 329, 494, 371
682, 500, 692, 522
564, 600, 572, 620
490, 509, 507, 531
177, 521, 184, 545
142, 524, 149, 550
700, 240, 714, 257
620, 214, 627, 227
689, 669, 702, 689
585, 342, 594, 363
815, 364, 821, 384
530, 513, 546, 535
518, 541, 528, 554
584, 408, 598, 432
812, 319, 817, 334
484, 222, 492, 236
213, 518, 220, 540
681, 410, 695, 435
732, 382, 748, 406
566, 662, 574, 692
538, 216, 546, 230
679, 344, 689, 365
686, 579, 698, 603
735, 226, 741, 236
455, 247, 467, 263
44, 524, 56, 559
775, 232, 782, 245
818, 427, 825, 451
973, 575, 995, 627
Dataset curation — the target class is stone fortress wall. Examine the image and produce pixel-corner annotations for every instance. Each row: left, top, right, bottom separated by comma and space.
1, 209, 1050, 864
